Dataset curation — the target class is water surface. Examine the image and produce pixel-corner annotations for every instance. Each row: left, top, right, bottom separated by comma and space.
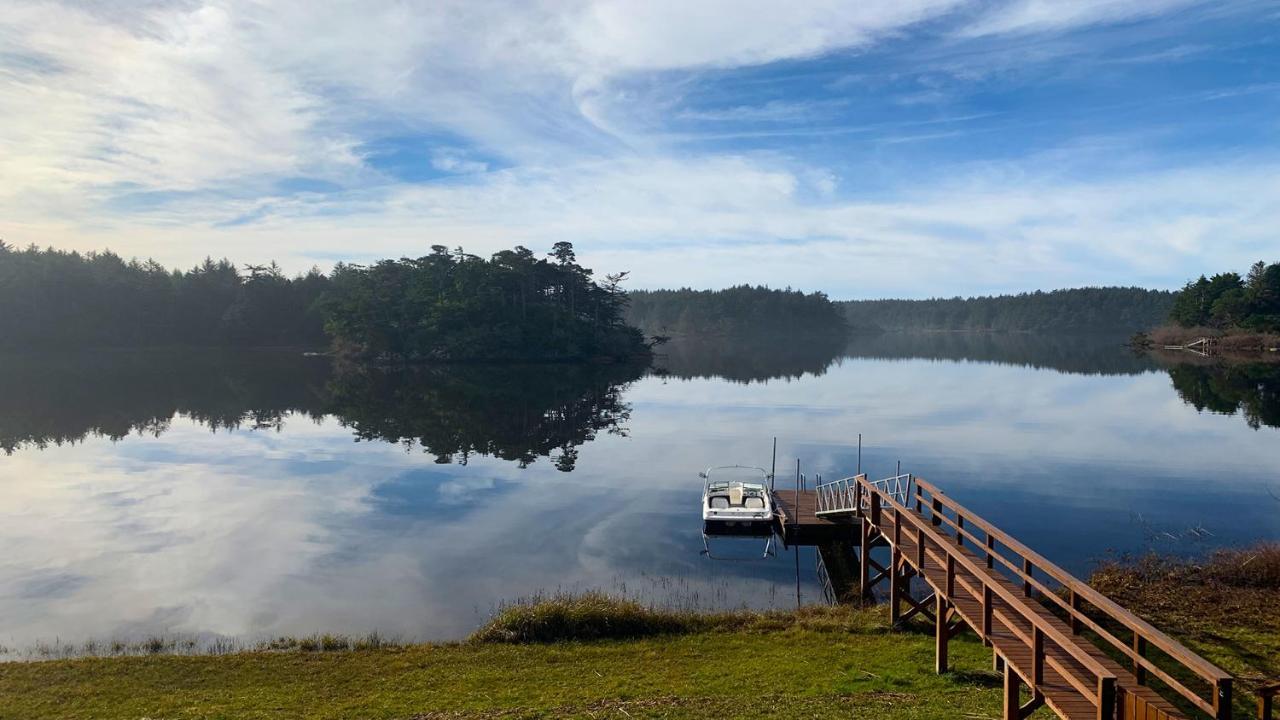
2, 335, 1277, 650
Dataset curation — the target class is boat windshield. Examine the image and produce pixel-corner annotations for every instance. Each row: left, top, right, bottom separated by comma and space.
704, 466, 768, 492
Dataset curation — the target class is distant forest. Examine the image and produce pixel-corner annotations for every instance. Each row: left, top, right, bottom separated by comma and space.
0, 241, 648, 362
0, 241, 328, 348
626, 286, 848, 336
1167, 261, 1280, 332
841, 288, 1175, 333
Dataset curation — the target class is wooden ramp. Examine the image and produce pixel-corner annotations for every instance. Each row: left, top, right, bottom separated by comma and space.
800, 475, 1235, 720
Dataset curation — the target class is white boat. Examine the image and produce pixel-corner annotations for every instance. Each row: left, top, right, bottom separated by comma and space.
700, 465, 775, 534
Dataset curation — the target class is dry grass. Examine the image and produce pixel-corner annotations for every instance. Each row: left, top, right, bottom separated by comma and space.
468, 591, 880, 643
1089, 543, 1280, 698
1148, 324, 1280, 351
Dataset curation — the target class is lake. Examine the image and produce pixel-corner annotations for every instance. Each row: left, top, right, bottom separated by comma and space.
2, 335, 1277, 653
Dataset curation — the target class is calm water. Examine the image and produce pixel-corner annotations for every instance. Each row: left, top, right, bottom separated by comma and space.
2, 335, 1278, 651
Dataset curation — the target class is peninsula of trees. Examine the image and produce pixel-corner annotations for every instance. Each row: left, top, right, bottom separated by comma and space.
322, 243, 648, 362
1166, 261, 1280, 332
625, 286, 848, 337
841, 287, 1175, 334
0, 241, 649, 362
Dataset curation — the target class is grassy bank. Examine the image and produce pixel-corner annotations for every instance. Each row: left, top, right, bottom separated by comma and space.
0, 599, 1006, 720
5, 569, 1277, 720
1089, 543, 1280, 714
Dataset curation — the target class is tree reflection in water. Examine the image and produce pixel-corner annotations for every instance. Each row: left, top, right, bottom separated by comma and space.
325, 362, 642, 470
1165, 360, 1280, 430
0, 350, 642, 469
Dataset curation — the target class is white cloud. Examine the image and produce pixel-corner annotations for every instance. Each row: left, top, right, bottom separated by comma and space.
961, 0, 1207, 37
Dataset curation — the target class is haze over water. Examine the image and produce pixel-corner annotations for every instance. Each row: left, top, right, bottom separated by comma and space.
2, 335, 1277, 651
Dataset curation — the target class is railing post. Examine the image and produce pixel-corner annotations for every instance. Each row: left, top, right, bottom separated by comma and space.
915, 484, 923, 513
1032, 626, 1044, 686
986, 534, 995, 570
1097, 676, 1116, 720
1070, 589, 1082, 634
1133, 635, 1147, 684
956, 514, 964, 546
871, 492, 881, 526
1022, 558, 1033, 598
931, 497, 942, 527
946, 555, 955, 598
1260, 685, 1273, 720
982, 585, 993, 642
916, 527, 925, 569
1214, 677, 1231, 720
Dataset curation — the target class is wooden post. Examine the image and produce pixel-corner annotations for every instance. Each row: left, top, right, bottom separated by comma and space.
956, 514, 965, 546
931, 497, 942, 526
1260, 688, 1272, 720
982, 585, 993, 643
1097, 676, 1116, 720
859, 519, 871, 599
916, 527, 925, 569
1214, 677, 1231, 720
1133, 635, 1147, 684
946, 555, 955, 598
1032, 626, 1044, 686
935, 595, 949, 674
890, 547, 902, 626
1022, 558, 1033, 598
1070, 589, 1082, 634
1003, 663, 1020, 720
986, 534, 995, 569
870, 491, 881, 526
994, 652, 1005, 672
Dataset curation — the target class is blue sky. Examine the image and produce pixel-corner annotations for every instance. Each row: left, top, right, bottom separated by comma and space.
1, 0, 1277, 298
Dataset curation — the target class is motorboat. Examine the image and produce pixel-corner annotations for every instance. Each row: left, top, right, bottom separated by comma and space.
700, 465, 774, 533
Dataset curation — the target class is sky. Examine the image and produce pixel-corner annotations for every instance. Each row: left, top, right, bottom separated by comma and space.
1, 0, 1277, 298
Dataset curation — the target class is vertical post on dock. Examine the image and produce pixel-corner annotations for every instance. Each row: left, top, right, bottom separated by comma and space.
770, 437, 777, 492
857, 433, 862, 475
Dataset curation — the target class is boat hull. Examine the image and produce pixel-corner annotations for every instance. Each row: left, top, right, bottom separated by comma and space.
703, 519, 775, 536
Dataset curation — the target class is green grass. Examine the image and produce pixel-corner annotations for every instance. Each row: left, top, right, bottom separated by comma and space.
0, 603, 1008, 720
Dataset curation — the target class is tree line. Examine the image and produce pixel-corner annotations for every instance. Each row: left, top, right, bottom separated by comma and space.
0, 241, 649, 361
841, 287, 1175, 333
0, 241, 328, 348
1167, 261, 1280, 332
625, 285, 848, 337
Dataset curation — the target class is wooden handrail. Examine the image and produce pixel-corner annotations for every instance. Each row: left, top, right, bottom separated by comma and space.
867, 479, 1117, 705
911, 478, 1233, 709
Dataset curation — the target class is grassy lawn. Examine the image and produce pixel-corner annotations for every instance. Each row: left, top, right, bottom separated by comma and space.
0, 606, 1008, 720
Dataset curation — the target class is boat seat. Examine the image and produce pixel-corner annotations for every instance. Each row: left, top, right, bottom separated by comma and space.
709, 496, 730, 509
743, 496, 765, 509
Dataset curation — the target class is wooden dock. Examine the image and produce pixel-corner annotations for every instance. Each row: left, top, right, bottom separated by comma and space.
777, 475, 1239, 720
771, 488, 856, 546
